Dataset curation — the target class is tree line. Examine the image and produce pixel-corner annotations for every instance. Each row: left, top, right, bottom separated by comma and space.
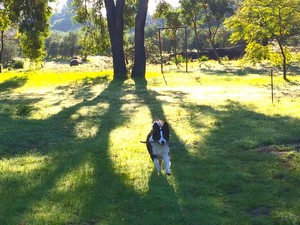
1, 0, 300, 79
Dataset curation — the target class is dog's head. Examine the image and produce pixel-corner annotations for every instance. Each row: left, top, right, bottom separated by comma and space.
151, 120, 170, 145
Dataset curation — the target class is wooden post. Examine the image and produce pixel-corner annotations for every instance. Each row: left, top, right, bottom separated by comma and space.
185, 26, 188, 72
158, 26, 188, 74
271, 69, 274, 104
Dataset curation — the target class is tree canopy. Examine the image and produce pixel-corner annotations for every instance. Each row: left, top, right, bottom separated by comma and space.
225, 0, 300, 79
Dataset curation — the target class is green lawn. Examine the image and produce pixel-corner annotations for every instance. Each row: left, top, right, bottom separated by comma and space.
1, 61, 300, 225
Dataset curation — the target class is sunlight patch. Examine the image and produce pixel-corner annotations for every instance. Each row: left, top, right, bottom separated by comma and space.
0, 154, 50, 174
162, 104, 216, 156
74, 121, 99, 140
75, 103, 109, 117
55, 161, 94, 192
108, 110, 153, 193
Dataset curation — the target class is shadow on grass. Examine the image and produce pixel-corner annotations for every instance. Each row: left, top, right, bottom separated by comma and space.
0, 76, 28, 92
177, 100, 300, 224
200, 65, 270, 76
1, 77, 300, 225
134, 80, 300, 224
1, 79, 131, 224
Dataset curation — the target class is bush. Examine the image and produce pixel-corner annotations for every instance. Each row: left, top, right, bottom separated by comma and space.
15, 103, 35, 117
199, 55, 209, 62
12, 60, 24, 69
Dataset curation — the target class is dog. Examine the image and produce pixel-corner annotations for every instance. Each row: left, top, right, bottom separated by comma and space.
146, 119, 171, 175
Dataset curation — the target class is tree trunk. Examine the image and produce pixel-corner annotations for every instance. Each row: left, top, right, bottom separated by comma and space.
276, 37, 287, 80
174, 31, 178, 66
104, 0, 127, 80
208, 25, 221, 63
131, 0, 149, 79
193, 20, 201, 58
0, 31, 4, 74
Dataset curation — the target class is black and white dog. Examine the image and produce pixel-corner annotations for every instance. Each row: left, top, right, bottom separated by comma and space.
146, 119, 171, 175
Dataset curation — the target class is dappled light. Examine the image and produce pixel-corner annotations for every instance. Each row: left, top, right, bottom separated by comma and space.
1, 66, 300, 224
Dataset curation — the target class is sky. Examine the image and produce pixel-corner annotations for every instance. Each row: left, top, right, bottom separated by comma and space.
54, 0, 180, 14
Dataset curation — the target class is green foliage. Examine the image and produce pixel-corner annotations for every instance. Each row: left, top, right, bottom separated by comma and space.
59, 31, 80, 58
8, 0, 54, 65
269, 47, 292, 69
154, 0, 183, 29
0, 5, 10, 31
20, 32, 47, 66
225, 0, 300, 78
11, 59, 24, 69
0, 29, 19, 65
153, 0, 173, 19
171, 54, 186, 64
199, 55, 209, 62
15, 102, 35, 117
243, 42, 269, 64
78, 21, 110, 59
45, 30, 66, 58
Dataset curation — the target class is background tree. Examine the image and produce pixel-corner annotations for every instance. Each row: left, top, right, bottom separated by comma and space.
72, 0, 109, 61
180, 0, 203, 56
59, 31, 80, 58
225, 0, 300, 80
78, 25, 110, 61
199, 0, 232, 63
1, 28, 19, 64
10, 0, 53, 67
45, 30, 65, 59
154, 1, 183, 65
0, 0, 12, 73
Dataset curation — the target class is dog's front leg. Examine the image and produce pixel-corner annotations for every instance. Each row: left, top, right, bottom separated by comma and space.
163, 153, 171, 175
153, 157, 161, 173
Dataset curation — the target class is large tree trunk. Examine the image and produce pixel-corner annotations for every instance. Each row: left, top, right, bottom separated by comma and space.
104, 0, 127, 80
131, 0, 149, 79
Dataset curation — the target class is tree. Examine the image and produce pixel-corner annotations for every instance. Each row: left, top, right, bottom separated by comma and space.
45, 30, 65, 59
60, 31, 80, 58
73, 0, 151, 80
154, 1, 183, 65
73, 0, 128, 79
131, 0, 149, 79
0, 0, 11, 73
180, 0, 203, 56
200, 0, 232, 63
104, 0, 127, 79
78, 25, 110, 61
10, 0, 53, 67
225, 0, 300, 80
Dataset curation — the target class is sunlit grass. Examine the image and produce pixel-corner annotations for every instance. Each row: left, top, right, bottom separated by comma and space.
1, 61, 300, 224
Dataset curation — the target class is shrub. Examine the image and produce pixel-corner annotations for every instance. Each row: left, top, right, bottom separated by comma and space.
199, 55, 209, 62
12, 60, 24, 69
15, 103, 35, 117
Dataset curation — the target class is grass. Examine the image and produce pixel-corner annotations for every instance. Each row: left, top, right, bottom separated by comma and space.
0, 60, 300, 225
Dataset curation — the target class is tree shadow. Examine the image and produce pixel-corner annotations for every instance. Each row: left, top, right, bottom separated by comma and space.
0, 79, 137, 224
200, 64, 270, 76
0, 76, 28, 92
1, 76, 300, 225
133, 79, 300, 224
177, 100, 300, 224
